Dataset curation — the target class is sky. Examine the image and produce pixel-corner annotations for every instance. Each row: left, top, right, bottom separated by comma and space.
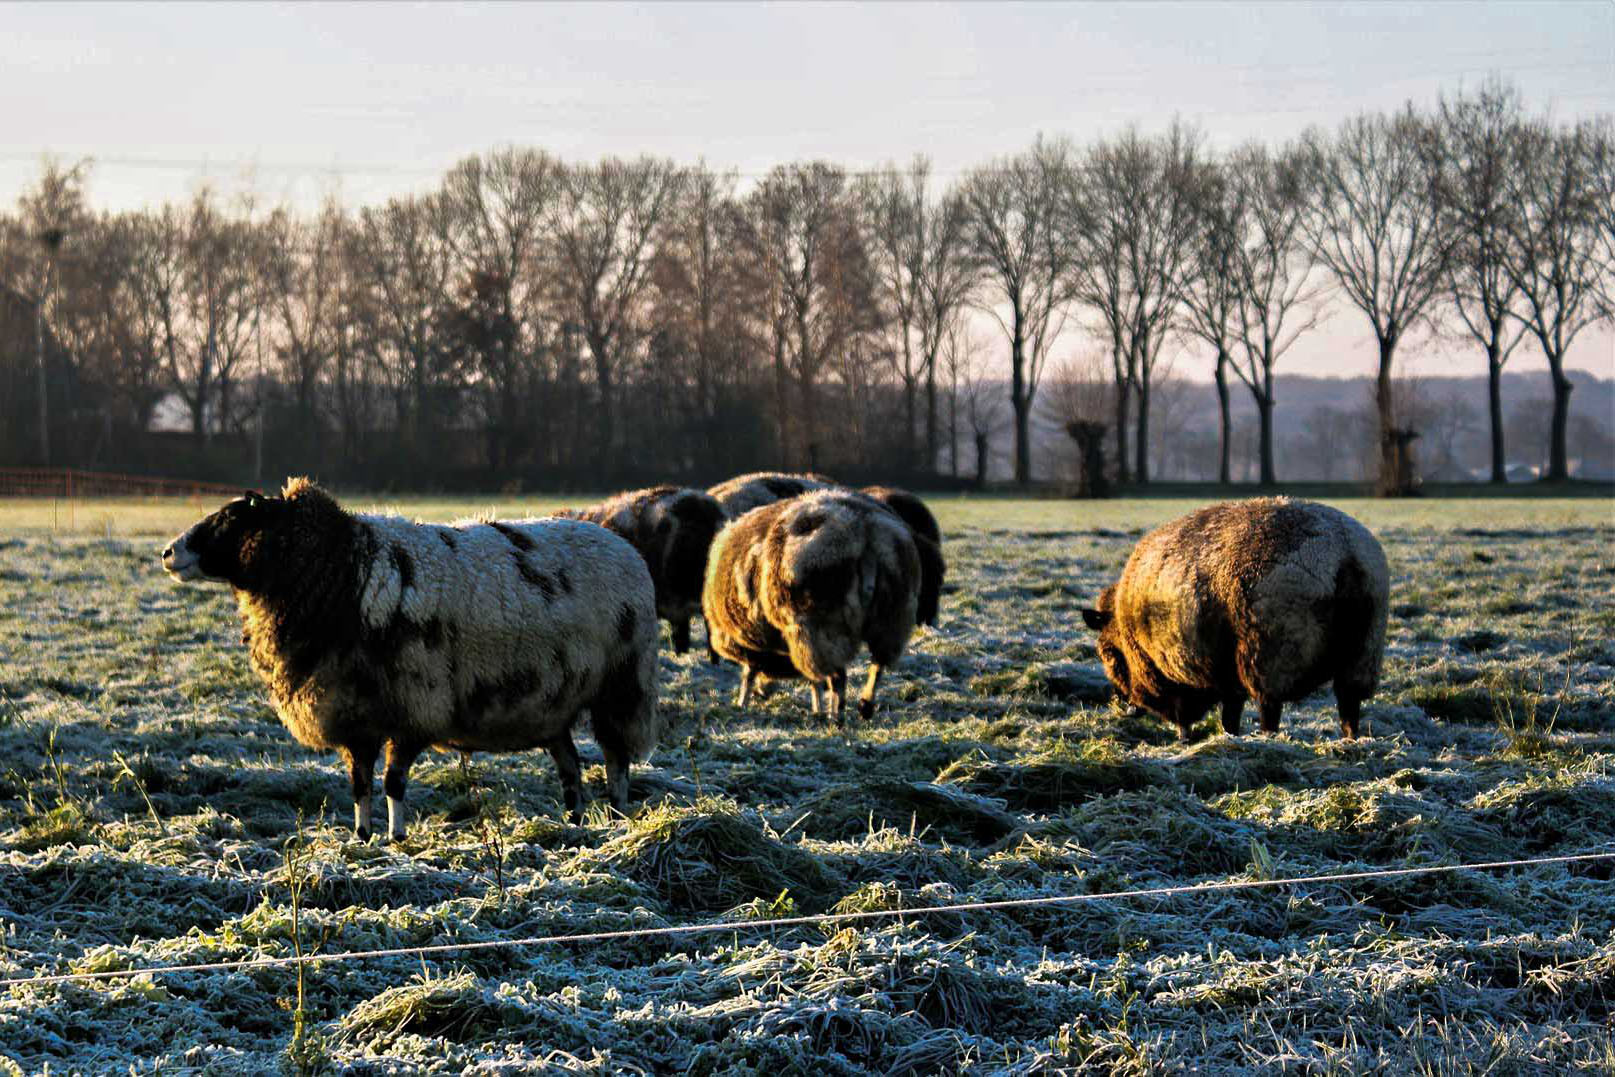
5, 0, 1612, 383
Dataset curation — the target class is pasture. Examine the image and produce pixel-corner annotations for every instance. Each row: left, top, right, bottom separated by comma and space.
0, 493, 1612, 1073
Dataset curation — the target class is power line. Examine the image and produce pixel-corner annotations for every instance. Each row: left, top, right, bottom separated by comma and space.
2, 850, 1608, 990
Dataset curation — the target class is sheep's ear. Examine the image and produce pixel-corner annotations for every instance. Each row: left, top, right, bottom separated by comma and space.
243, 490, 265, 506
1081, 607, 1110, 631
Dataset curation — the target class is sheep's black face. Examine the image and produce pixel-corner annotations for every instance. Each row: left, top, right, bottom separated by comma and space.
162, 492, 285, 588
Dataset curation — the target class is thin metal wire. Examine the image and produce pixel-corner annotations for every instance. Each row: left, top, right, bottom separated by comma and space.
2, 850, 1608, 990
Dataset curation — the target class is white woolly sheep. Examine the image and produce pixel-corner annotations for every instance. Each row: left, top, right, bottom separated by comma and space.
161, 478, 661, 838
703, 489, 921, 722
1080, 497, 1389, 740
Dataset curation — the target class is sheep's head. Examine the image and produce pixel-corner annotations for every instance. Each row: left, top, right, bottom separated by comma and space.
1081, 585, 1133, 697
161, 489, 290, 589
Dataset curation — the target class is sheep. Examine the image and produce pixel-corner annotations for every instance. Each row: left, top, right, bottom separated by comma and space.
703, 489, 921, 723
160, 477, 661, 838
858, 485, 945, 626
708, 471, 837, 519
710, 472, 946, 626
555, 485, 726, 654
1080, 497, 1388, 741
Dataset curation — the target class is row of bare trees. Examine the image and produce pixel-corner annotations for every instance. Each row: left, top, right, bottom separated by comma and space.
2, 78, 1610, 490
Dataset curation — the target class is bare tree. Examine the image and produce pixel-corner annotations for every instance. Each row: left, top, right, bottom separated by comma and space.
1088, 123, 1205, 485
1228, 142, 1322, 485
1297, 105, 1455, 495
1043, 351, 1116, 496
957, 340, 1006, 489
1502, 118, 1608, 481
939, 322, 968, 478
963, 137, 1078, 485
548, 155, 682, 463
739, 162, 880, 470
4, 159, 90, 463
348, 193, 459, 445
263, 200, 345, 452
1179, 157, 1243, 484
861, 158, 979, 472
438, 149, 562, 469
1435, 78, 1530, 484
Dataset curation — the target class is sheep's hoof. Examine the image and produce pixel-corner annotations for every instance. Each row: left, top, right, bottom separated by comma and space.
354, 826, 372, 843
858, 698, 875, 723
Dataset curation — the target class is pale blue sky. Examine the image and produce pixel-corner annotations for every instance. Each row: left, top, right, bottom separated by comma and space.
5, 1, 1612, 378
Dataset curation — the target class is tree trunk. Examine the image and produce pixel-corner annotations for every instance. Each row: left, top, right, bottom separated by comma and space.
924, 362, 938, 476
1215, 348, 1231, 484
974, 431, 989, 489
1258, 391, 1276, 486
1010, 307, 1030, 485
1487, 343, 1506, 484
1546, 358, 1573, 481
1113, 385, 1131, 487
1375, 332, 1413, 497
1134, 362, 1151, 485
903, 376, 917, 472
1111, 342, 1131, 486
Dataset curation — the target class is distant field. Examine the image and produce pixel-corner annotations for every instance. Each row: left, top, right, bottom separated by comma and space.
1, 486, 1611, 538
0, 495, 1612, 1071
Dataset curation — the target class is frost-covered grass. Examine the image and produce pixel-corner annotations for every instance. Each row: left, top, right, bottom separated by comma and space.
0, 496, 1611, 1073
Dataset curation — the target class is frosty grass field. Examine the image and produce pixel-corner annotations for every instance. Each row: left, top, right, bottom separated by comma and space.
0, 492, 1612, 1074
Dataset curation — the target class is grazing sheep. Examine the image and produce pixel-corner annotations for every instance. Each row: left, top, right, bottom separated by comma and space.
708, 471, 837, 519
711, 473, 947, 627
1080, 497, 1388, 741
703, 489, 921, 722
859, 485, 945, 626
160, 478, 661, 838
556, 485, 726, 654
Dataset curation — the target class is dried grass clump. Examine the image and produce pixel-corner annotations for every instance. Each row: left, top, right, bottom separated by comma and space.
338, 971, 507, 1049
790, 780, 1017, 845
1042, 786, 1252, 878
580, 796, 843, 913
1168, 737, 1313, 796
1471, 773, 1615, 852
937, 743, 1161, 811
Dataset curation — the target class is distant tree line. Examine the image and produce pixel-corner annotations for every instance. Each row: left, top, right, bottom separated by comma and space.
1, 78, 1610, 493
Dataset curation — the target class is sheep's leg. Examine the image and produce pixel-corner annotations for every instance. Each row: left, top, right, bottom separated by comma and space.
810, 682, 823, 715
857, 665, 883, 723
342, 744, 378, 841
382, 741, 425, 842
1258, 700, 1283, 735
671, 617, 692, 655
546, 734, 586, 823
1219, 696, 1245, 736
1335, 691, 1362, 740
602, 746, 631, 816
736, 666, 756, 709
827, 670, 848, 724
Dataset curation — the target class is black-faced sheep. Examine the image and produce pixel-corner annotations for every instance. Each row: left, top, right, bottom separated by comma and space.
556, 485, 726, 654
1080, 497, 1388, 741
710, 473, 946, 627
161, 478, 661, 838
703, 489, 921, 722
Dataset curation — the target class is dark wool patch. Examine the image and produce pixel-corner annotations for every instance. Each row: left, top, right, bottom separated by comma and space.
790, 511, 824, 537
556, 567, 573, 596
514, 553, 557, 600
392, 545, 415, 591
617, 603, 637, 643
437, 529, 458, 550
763, 477, 809, 499
461, 668, 543, 723
490, 522, 536, 552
